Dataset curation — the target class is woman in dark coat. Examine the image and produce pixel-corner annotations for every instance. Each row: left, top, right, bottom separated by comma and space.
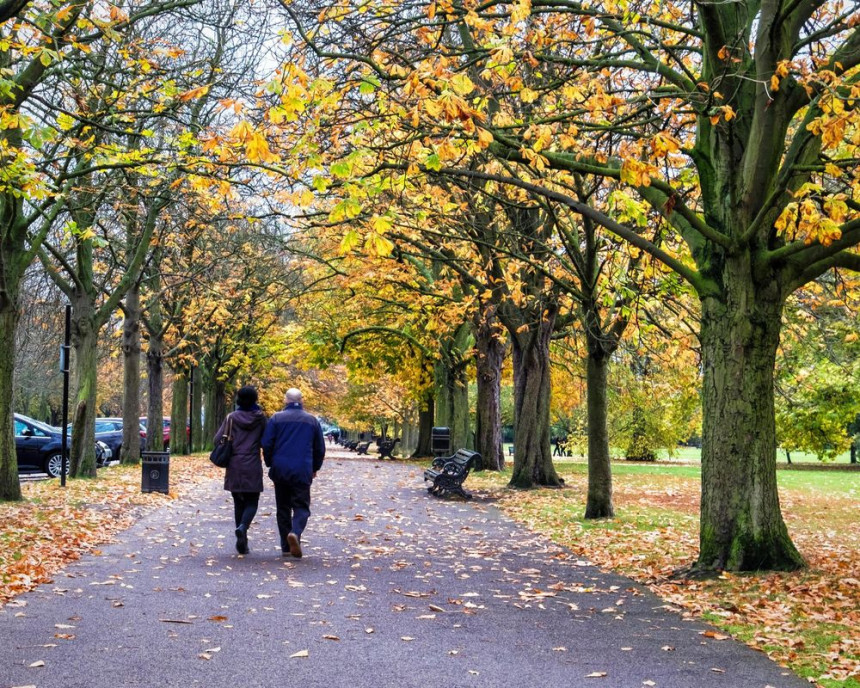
214, 386, 266, 554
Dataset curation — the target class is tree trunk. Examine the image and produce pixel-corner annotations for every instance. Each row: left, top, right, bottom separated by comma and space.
508, 315, 562, 488
191, 366, 203, 452
202, 373, 225, 451
145, 328, 164, 451
474, 311, 506, 470
121, 285, 142, 464
585, 350, 614, 517
70, 298, 98, 478
435, 357, 470, 450
170, 371, 189, 455
0, 304, 22, 500
412, 392, 434, 458
698, 282, 804, 571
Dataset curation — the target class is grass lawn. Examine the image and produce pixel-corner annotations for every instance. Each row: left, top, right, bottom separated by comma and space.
468, 460, 860, 688
518, 442, 858, 465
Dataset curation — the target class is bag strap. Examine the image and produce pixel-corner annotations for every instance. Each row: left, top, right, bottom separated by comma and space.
225, 413, 234, 441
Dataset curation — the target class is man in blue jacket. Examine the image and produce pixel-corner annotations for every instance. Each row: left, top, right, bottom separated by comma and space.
261, 387, 325, 558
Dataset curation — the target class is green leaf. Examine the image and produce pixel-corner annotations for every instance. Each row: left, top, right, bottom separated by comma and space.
331, 161, 351, 178
339, 229, 361, 254
425, 154, 442, 171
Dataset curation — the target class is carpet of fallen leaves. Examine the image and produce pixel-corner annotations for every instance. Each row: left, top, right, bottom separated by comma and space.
468, 465, 860, 688
0, 457, 213, 606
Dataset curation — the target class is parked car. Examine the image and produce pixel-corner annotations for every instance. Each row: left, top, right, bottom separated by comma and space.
14, 413, 114, 478
89, 417, 146, 458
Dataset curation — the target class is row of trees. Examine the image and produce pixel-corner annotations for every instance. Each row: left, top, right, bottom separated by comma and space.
2, 1, 858, 576
252, 0, 859, 572
0, 0, 299, 496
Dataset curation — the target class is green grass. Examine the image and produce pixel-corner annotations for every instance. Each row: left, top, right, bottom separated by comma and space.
515, 441, 858, 465
531, 456, 860, 497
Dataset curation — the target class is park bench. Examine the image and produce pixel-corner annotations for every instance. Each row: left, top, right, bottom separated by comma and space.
355, 440, 372, 455
376, 437, 400, 460
423, 449, 482, 499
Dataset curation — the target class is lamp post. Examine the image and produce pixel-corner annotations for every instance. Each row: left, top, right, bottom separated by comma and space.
59, 305, 71, 486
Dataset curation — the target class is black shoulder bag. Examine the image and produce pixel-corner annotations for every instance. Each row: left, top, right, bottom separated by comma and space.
209, 414, 234, 468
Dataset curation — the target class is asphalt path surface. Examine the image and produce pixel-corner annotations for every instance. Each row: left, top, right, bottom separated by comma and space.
1, 449, 809, 688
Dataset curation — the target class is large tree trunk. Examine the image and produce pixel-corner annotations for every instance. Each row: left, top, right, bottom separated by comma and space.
145, 328, 164, 451
412, 392, 434, 458
434, 356, 470, 450
508, 314, 562, 488
70, 298, 98, 478
584, 350, 614, 517
474, 311, 506, 470
170, 370, 189, 455
0, 304, 22, 500
202, 371, 225, 451
698, 276, 804, 571
121, 285, 142, 464
191, 366, 203, 452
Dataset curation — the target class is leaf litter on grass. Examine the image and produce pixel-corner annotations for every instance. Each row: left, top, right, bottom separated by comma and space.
0, 456, 217, 606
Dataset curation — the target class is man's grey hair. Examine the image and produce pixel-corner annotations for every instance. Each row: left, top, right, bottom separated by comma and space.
285, 387, 303, 404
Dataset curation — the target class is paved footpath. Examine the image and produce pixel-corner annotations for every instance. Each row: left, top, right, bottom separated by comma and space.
1, 451, 808, 688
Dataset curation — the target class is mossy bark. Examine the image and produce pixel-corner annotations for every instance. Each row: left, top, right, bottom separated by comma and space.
70, 297, 98, 478
121, 284, 142, 464
0, 306, 22, 500
508, 313, 562, 488
170, 372, 189, 455
698, 266, 804, 571
584, 351, 613, 517
474, 311, 506, 470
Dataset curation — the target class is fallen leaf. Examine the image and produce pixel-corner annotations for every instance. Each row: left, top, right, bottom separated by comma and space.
290, 650, 309, 658
28, 661, 45, 668
710, 668, 725, 673
585, 671, 607, 678
701, 630, 729, 640
208, 615, 228, 622
401, 636, 415, 641
661, 645, 674, 651
428, 604, 445, 612
323, 635, 340, 641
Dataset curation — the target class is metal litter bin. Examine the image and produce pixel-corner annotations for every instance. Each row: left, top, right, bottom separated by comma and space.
431, 427, 451, 456
141, 451, 170, 493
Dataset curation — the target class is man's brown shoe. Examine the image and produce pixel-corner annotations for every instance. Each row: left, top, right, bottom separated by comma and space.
287, 532, 302, 558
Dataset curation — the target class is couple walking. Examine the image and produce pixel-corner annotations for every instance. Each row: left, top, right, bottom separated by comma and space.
214, 386, 325, 558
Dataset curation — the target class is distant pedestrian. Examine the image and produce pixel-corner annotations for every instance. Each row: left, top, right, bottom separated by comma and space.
215, 385, 267, 555
261, 387, 325, 558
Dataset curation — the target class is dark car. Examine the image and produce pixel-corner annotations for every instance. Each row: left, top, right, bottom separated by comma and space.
90, 417, 146, 458
14, 413, 113, 478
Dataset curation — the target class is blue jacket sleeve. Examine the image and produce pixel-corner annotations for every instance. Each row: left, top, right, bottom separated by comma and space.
312, 421, 325, 472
